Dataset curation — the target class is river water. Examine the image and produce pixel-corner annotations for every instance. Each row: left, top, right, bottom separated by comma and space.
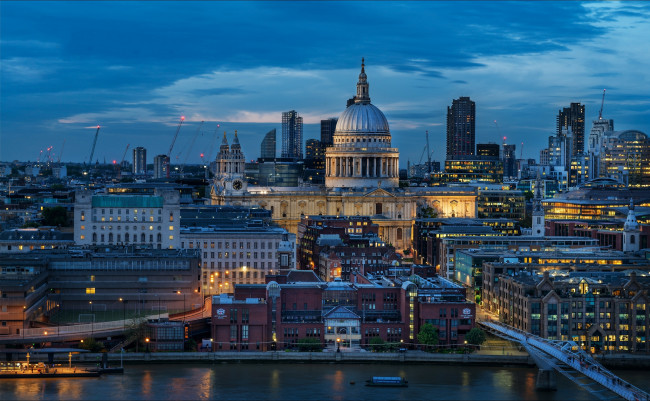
1, 363, 648, 400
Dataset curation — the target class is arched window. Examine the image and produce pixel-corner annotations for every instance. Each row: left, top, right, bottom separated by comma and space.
396, 228, 403, 241
149, 234, 153, 243
125, 233, 130, 242
108, 233, 113, 243
631, 235, 636, 244
92, 233, 97, 242
157, 233, 162, 242
141, 233, 145, 242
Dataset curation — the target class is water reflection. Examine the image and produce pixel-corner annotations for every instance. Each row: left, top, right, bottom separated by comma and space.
57, 378, 81, 400
198, 369, 213, 399
1, 364, 646, 401
141, 369, 153, 396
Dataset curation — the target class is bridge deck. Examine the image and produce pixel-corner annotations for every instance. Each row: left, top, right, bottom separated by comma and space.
481, 321, 650, 401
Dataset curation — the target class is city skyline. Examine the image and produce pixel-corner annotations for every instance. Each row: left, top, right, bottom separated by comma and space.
2, 1, 649, 165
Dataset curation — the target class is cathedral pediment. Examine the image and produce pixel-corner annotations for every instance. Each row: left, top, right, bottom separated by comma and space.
363, 188, 395, 198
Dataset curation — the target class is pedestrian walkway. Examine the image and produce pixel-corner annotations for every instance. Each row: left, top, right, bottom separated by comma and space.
481, 320, 650, 401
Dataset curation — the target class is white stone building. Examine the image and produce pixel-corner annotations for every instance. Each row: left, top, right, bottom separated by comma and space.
74, 189, 181, 249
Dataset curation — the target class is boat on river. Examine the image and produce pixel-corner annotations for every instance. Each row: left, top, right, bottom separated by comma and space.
365, 376, 408, 387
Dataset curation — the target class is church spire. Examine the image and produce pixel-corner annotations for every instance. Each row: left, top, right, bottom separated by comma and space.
355, 57, 370, 104
220, 131, 230, 152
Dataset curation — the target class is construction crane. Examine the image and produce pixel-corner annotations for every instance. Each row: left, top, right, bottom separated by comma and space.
167, 116, 185, 158
426, 130, 431, 174
58, 139, 66, 163
88, 125, 101, 165
598, 89, 606, 120
166, 116, 185, 178
180, 120, 204, 178
205, 124, 221, 162
117, 144, 130, 180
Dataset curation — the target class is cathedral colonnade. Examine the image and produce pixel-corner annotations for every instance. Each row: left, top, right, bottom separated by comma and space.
326, 155, 399, 178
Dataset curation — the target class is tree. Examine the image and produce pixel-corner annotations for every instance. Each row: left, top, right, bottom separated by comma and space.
419, 206, 438, 218
22, 221, 40, 228
417, 323, 438, 351
465, 328, 487, 347
42, 206, 69, 227
368, 337, 386, 352
296, 338, 322, 352
126, 318, 149, 353
79, 337, 104, 353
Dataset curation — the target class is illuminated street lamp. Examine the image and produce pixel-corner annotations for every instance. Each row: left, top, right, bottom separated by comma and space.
89, 301, 94, 338
336, 337, 341, 353
119, 298, 126, 331
145, 337, 150, 353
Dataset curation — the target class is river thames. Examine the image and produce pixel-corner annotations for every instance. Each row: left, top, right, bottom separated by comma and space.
0, 363, 648, 400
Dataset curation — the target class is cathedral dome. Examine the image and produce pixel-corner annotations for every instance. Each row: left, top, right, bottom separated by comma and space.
335, 103, 390, 135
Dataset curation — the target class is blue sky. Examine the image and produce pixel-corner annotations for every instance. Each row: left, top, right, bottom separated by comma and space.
1, 1, 649, 166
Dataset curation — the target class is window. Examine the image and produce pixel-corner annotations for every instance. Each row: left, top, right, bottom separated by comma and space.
85, 288, 96, 294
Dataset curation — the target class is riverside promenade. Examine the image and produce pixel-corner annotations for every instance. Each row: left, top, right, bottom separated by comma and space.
58, 350, 650, 369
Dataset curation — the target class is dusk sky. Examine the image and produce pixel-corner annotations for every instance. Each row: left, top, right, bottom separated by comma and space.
1, 1, 649, 166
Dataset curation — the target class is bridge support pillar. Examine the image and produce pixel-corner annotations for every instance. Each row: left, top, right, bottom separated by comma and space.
536, 369, 557, 391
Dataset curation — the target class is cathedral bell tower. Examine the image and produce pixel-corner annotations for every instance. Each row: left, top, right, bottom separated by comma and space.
214, 131, 247, 194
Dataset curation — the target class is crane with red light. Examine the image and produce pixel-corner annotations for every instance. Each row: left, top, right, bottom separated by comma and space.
116, 144, 130, 180
180, 120, 204, 178
88, 125, 101, 166
166, 116, 185, 177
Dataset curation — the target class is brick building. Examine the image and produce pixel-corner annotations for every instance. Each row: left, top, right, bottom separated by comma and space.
483, 265, 649, 353
211, 272, 475, 351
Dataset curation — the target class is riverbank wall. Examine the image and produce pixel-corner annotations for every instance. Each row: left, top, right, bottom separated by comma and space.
54, 351, 650, 368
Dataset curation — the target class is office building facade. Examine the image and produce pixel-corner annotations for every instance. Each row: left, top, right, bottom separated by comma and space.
281, 110, 303, 160
446, 97, 475, 159
260, 129, 276, 160
133, 147, 147, 175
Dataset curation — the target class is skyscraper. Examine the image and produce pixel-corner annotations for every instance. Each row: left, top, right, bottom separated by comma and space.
502, 144, 517, 179
446, 97, 475, 159
320, 118, 338, 147
133, 147, 146, 175
557, 102, 585, 156
282, 110, 303, 160
153, 154, 169, 179
260, 129, 276, 160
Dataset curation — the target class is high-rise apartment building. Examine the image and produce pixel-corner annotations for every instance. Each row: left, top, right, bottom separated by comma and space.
502, 144, 517, 179
133, 147, 147, 175
153, 154, 169, 179
320, 118, 338, 147
260, 129, 276, 160
557, 103, 585, 156
281, 110, 303, 160
446, 97, 475, 159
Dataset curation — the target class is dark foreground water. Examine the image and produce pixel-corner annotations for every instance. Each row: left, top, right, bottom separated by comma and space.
0, 363, 648, 400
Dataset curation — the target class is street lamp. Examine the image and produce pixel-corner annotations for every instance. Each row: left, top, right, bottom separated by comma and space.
336, 337, 341, 353
22, 306, 26, 340
89, 301, 94, 338
145, 337, 150, 353
119, 298, 126, 331
176, 291, 186, 324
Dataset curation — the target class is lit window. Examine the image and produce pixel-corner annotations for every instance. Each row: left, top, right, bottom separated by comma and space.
169, 226, 174, 231
85, 288, 96, 294
80, 225, 85, 230
80, 235, 85, 240
169, 235, 174, 240
149, 226, 153, 231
